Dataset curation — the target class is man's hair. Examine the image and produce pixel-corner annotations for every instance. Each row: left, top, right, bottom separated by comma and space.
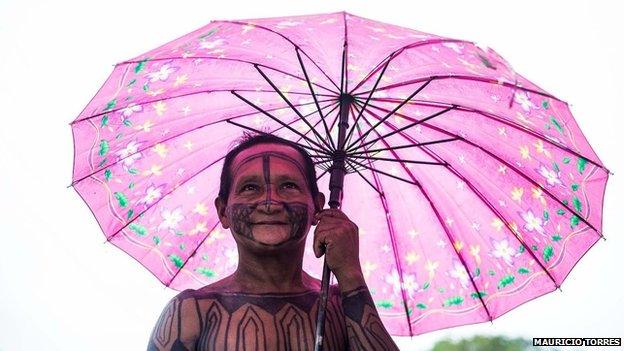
218, 132, 320, 206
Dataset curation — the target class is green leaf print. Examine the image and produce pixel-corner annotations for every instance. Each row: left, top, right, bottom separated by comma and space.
438, 288, 445, 293
122, 119, 132, 127
570, 215, 580, 228
474, 267, 481, 277
543, 245, 554, 262
443, 296, 464, 307
196, 266, 214, 277
128, 182, 135, 189
101, 115, 109, 127
199, 28, 218, 39
488, 269, 496, 276
542, 100, 550, 109
497, 275, 515, 289
571, 183, 579, 192
577, 157, 587, 174
179, 243, 185, 251
573, 196, 582, 213
128, 222, 147, 236
470, 291, 487, 299
477, 54, 495, 69
97, 158, 107, 168
114, 192, 128, 208
202, 254, 209, 261
126, 79, 136, 87
98, 140, 109, 156
531, 245, 538, 251
128, 168, 138, 175
562, 157, 571, 164
407, 307, 414, 316
134, 58, 149, 74
169, 254, 184, 269
104, 169, 112, 181
115, 133, 123, 140
142, 83, 150, 92
422, 282, 430, 290
552, 234, 562, 241
518, 245, 525, 253
518, 267, 530, 274
104, 99, 117, 111
550, 116, 564, 134
152, 236, 160, 245
416, 303, 427, 310
126, 209, 134, 220
557, 209, 565, 215
543, 210, 549, 220
376, 300, 393, 309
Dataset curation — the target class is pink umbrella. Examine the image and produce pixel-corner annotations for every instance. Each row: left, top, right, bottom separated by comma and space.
70, 10, 609, 343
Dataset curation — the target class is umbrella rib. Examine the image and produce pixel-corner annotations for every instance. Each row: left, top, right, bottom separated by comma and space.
351, 102, 494, 324
343, 58, 392, 148
227, 119, 330, 156
70, 99, 336, 187
166, 220, 221, 287
348, 137, 459, 155
345, 159, 383, 197
231, 90, 331, 153
345, 77, 434, 151
365, 96, 607, 171
71, 88, 328, 125
354, 74, 562, 103
348, 154, 447, 166
295, 48, 336, 151
216, 20, 341, 92
348, 104, 414, 336
254, 64, 333, 150
361, 100, 603, 233
349, 38, 473, 94
359, 104, 562, 290
347, 104, 457, 153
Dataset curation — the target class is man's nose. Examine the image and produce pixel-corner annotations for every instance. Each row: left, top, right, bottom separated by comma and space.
258, 184, 284, 213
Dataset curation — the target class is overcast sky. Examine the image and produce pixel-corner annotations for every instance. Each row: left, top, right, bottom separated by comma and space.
1, 0, 622, 350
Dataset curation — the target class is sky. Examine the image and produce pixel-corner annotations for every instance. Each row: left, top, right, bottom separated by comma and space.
0, 0, 623, 350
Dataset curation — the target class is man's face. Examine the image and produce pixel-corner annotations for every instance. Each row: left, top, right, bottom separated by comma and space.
216, 143, 323, 248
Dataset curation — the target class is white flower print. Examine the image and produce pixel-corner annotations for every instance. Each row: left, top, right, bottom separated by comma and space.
158, 207, 185, 232
491, 238, 516, 266
402, 273, 419, 299
119, 103, 142, 118
521, 209, 546, 235
538, 165, 563, 187
199, 39, 224, 50
147, 63, 177, 82
138, 184, 165, 206
116, 140, 142, 167
385, 269, 419, 298
385, 269, 402, 296
448, 260, 469, 289
514, 91, 537, 111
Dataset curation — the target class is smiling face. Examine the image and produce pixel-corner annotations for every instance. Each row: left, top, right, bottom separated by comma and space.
215, 143, 324, 249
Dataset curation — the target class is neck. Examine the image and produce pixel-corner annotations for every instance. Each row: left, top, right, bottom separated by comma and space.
232, 243, 312, 294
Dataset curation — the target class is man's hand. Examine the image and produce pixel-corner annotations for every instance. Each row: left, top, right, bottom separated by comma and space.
312, 208, 366, 292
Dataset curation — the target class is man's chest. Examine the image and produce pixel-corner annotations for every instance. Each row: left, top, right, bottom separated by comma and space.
193, 291, 347, 351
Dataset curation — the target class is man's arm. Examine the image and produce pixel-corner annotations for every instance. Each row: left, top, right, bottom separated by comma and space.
147, 290, 201, 351
338, 273, 400, 351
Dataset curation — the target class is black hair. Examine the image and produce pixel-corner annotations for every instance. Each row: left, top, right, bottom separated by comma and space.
218, 132, 320, 209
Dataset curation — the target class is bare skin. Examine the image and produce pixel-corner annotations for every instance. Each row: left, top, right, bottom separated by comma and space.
147, 143, 399, 350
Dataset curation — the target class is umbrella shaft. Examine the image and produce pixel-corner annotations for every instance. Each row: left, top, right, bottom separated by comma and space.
315, 93, 353, 351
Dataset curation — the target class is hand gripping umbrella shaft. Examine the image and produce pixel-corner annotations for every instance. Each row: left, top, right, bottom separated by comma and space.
314, 93, 354, 351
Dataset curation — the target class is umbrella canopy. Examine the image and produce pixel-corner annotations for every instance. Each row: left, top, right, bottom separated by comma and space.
70, 11, 609, 336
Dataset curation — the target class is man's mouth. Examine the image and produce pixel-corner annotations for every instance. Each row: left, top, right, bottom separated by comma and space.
252, 221, 288, 225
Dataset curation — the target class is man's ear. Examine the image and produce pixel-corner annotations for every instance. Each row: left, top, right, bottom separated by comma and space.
214, 197, 230, 229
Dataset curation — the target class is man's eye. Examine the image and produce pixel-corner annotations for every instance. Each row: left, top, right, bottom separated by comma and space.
281, 182, 299, 190
241, 184, 259, 192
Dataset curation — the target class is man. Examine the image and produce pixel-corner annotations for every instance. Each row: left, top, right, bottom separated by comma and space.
147, 133, 399, 350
